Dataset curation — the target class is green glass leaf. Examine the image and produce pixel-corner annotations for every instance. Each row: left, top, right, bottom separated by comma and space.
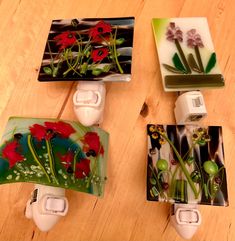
188, 53, 202, 73
172, 53, 188, 73
52, 67, 59, 77
84, 45, 91, 57
151, 186, 159, 197
43, 67, 52, 75
116, 38, 125, 45
80, 63, 88, 74
162, 64, 184, 74
150, 177, 157, 185
195, 46, 204, 72
205, 52, 216, 73
197, 140, 206, 146
109, 52, 120, 59
92, 68, 103, 76
186, 156, 194, 165
102, 65, 111, 73
212, 183, 220, 192
85, 51, 91, 58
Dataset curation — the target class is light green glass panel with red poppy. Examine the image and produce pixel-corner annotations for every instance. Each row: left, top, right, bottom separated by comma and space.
38, 17, 134, 82
0, 117, 109, 197
152, 18, 225, 91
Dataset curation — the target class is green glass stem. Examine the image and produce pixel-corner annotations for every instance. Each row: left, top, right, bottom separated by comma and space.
99, 34, 117, 73
62, 37, 88, 76
192, 159, 204, 196
100, 35, 115, 66
45, 139, 59, 185
174, 179, 187, 202
182, 144, 195, 161
180, 179, 185, 202
158, 132, 199, 199
63, 48, 82, 76
207, 177, 213, 199
175, 39, 191, 73
90, 155, 102, 195
204, 183, 208, 199
72, 149, 80, 181
85, 153, 99, 189
149, 164, 164, 198
27, 135, 51, 183
113, 27, 124, 74
195, 46, 204, 72
169, 165, 180, 198
88, 145, 103, 181
157, 170, 171, 180
79, 37, 91, 65
47, 41, 55, 70
64, 57, 82, 76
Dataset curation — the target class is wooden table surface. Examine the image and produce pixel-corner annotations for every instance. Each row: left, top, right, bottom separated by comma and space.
0, 0, 234, 240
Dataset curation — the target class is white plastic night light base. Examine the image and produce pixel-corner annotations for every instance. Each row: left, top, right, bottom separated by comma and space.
25, 184, 68, 232
174, 91, 207, 125
171, 204, 201, 239
73, 81, 106, 126
172, 91, 203, 239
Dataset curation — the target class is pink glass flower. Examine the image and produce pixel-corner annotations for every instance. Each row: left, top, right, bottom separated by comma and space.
166, 22, 183, 42
186, 29, 204, 48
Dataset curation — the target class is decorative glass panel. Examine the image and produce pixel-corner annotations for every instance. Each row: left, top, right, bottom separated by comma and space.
38, 17, 135, 82
152, 18, 224, 91
0, 117, 109, 197
147, 124, 228, 206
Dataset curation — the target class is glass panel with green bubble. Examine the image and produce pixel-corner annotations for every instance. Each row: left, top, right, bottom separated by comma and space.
147, 124, 228, 206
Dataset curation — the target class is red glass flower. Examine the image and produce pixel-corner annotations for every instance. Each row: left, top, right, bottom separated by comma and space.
2, 141, 24, 168
75, 158, 90, 179
45, 121, 76, 138
82, 132, 104, 156
58, 151, 74, 169
91, 48, 109, 62
186, 29, 204, 48
89, 21, 112, 40
30, 121, 75, 141
29, 124, 52, 141
166, 22, 183, 42
53, 31, 77, 50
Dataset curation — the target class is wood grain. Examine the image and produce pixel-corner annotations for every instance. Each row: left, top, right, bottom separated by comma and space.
0, 0, 235, 240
